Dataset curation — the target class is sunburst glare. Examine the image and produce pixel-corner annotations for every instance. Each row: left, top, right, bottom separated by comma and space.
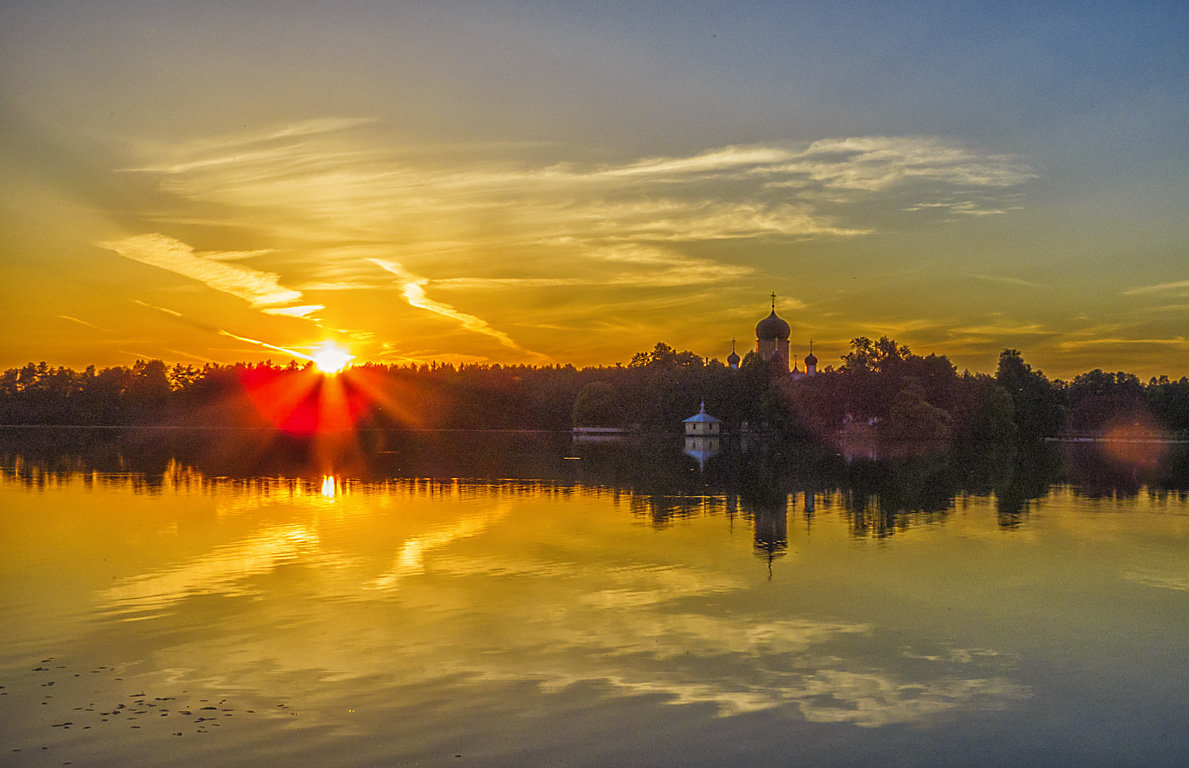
311, 341, 354, 375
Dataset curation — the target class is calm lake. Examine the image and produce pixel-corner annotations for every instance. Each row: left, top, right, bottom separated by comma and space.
1, 429, 1186, 767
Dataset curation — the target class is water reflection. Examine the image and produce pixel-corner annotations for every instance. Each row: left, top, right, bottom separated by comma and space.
1, 429, 1187, 767
320, 474, 337, 500
3, 428, 1187, 543
0, 473, 1035, 728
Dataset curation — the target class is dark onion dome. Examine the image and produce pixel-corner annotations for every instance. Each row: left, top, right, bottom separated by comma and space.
755, 310, 791, 341
804, 351, 817, 367
727, 350, 741, 366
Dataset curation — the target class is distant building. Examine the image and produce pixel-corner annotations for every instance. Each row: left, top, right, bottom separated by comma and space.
683, 402, 721, 436
683, 402, 722, 470
755, 293, 791, 372
743, 293, 815, 378
804, 340, 817, 376
727, 338, 740, 370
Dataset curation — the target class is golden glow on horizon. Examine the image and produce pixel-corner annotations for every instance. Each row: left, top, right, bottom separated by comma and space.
312, 341, 354, 375
321, 475, 338, 500
1, 4, 1187, 381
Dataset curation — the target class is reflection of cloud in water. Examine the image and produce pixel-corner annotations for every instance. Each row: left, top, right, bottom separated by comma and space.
90, 484, 1031, 729
365, 504, 511, 590
526, 661, 1027, 728
577, 564, 743, 609
792, 667, 1028, 727
1123, 569, 1189, 592
377, 553, 1029, 727
498, 616, 1029, 727
100, 524, 330, 618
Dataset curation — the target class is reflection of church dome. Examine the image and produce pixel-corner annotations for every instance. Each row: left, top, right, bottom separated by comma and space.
755, 310, 790, 341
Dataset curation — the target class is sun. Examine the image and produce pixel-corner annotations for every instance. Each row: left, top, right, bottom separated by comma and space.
311, 341, 355, 375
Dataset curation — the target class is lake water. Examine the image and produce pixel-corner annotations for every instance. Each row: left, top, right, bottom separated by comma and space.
1, 430, 1187, 767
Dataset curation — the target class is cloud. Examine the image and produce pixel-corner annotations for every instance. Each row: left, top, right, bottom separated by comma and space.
1058, 336, 1189, 350
371, 258, 548, 360
165, 347, 218, 364
58, 315, 109, 331
262, 304, 325, 318
765, 136, 1037, 193
904, 201, 1008, 216
427, 244, 752, 290
115, 122, 1038, 362
129, 122, 1033, 260
1145, 303, 1189, 314
597, 145, 797, 178
970, 274, 1043, 288
101, 233, 304, 308
1122, 280, 1189, 296
130, 298, 312, 361
216, 329, 311, 360
131, 299, 183, 317
953, 321, 1053, 336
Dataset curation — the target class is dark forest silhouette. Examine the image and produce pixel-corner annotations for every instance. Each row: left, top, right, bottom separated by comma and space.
2, 340, 1187, 442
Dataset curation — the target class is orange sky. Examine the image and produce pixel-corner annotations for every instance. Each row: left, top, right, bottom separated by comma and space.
1, 2, 1187, 379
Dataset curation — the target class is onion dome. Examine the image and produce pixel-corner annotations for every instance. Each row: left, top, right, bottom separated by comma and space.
755, 310, 790, 341
727, 338, 740, 367
804, 339, 817, 367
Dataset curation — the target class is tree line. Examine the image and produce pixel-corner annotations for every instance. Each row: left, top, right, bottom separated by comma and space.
1, 340, 1187, 442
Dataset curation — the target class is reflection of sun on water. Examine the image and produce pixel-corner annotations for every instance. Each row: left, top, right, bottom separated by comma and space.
312, 341, 354, 375
321, 475, 337, 500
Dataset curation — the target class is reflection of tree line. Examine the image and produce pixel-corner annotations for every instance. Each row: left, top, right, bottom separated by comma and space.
6, 429, 1184, 557
576, 436, 1188, 545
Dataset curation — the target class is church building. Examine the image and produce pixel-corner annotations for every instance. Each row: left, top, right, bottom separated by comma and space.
755, 293, 791, 372
745, 293, 815, 377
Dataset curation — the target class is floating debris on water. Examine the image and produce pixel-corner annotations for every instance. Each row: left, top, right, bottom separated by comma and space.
4, 655, 300, 762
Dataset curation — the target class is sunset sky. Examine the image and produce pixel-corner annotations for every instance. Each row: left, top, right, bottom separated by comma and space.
2, 1, 1186, 378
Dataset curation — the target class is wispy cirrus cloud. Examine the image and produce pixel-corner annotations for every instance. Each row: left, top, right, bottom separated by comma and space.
262, 304, 325, 318
116, 122, 1038, 362
131, 123, 1034, 256
370, 258, 549, 360
970, 274, 1044, 288
101, 233, 306, 309
952, 321, 1053, 336
764, 136, 1037, 192
58, 315, 109, 332
130, 298, 314, 360
904, 200, 1013, 216
1122, 279, 1189, 296
1058, 336, 1189, 350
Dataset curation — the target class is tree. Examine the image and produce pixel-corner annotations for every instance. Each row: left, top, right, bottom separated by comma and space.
571, 381, 622, 427
995, 349, 1064, 440
882, 380, 952, 442
1066, 369, 1147, 433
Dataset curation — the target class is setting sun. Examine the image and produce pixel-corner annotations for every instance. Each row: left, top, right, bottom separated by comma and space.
311, 342, 354, 375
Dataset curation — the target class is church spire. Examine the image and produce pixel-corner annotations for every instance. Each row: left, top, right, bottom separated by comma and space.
726, 337, 741, 370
